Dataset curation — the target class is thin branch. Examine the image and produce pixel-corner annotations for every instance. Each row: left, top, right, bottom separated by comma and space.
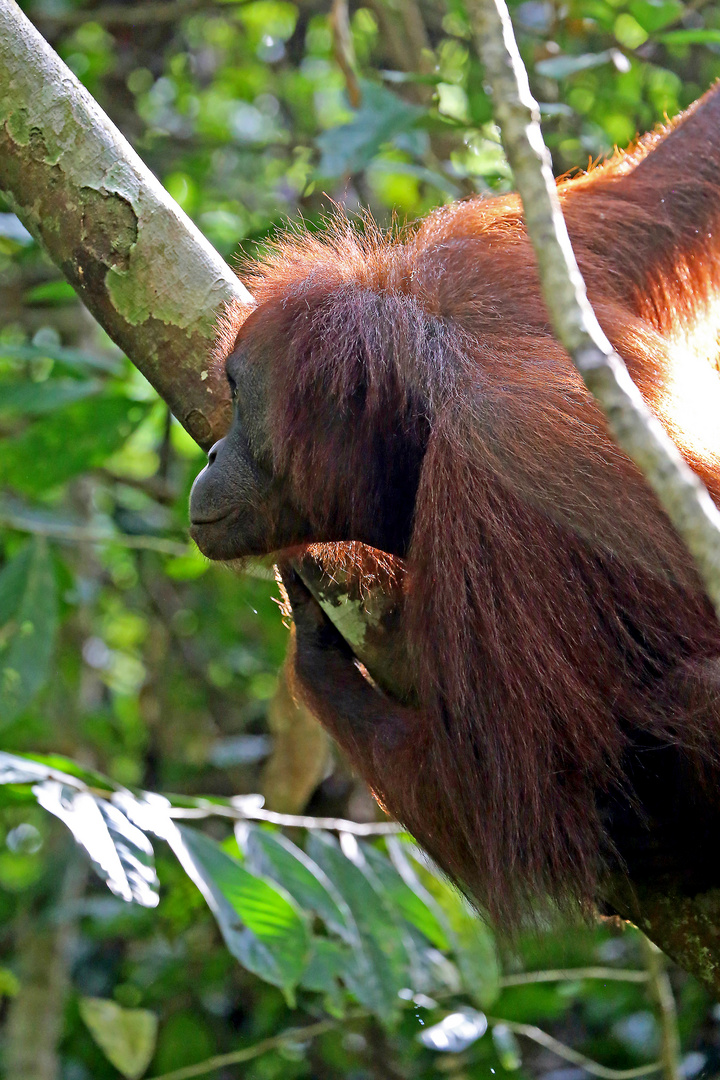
467, 0, 720, 620
167, 800, 403, 835
0, 513, 190, 556
641, 936, 681, 1080
487, 1018, 663, 1080
330, 0, 361, 109
500, 967, 649, 986
147, 1017, 347, 1080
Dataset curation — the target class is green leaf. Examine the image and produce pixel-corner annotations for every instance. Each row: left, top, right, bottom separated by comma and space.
316, 82, 422, 177
300, 937, 350, 993
79, 997, 158, 1080
0, 377, 101, 417
405, 846, 500, 1008
24, 280, 78, 306
0, 750, 117, 791
307, 832, 409, 1020
244, 826, 353, 940
0, 539, 58, 726
0, 751, 87, 787
2, 397, 151, 494
34, 782, 159, 907
658, 27, 720, 43
628, 0, 683, 32
300, 937, 350, 1017
364, 843, 449, 950
175, 826, 310, 999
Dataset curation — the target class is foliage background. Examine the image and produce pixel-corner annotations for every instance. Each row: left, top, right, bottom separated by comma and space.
2, 0, 720, 1076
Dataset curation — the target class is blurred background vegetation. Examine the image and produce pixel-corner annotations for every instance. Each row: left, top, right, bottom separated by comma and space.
2, 0, 720, 1076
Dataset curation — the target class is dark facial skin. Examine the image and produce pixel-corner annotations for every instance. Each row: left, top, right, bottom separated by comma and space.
189, 335, 313, 560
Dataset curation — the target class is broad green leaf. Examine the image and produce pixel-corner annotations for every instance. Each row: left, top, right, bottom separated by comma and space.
363, 843, 449, 949
300, 937, 350, 993
0, 539, 57, 726
317, 82, 422, 178
176, 826, 309, 998
0, 750, 117, 791
236, 1, 298, 41
2, 397, 151, 494
658, 27, 720, 43
244, 826, 353, 940
300, 937, 350, 1017
80, 997, 158, 1080
629, 0, 683, 32
34, 782, 159, 907
0, 750, 88, 787
307, 832, 409, 1020
0, 377, 101, 416
405, 845, 500, 1008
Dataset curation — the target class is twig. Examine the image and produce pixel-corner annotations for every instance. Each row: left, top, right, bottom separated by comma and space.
167, 800, 403, 835
330, 0, 361, 108
467, 0, 720, 619
147, 1016, 347, 1080
0, 513, 190, 556
500, 966, 649, 986
641, 937, 681, 1080
487, 1017, 663, 1079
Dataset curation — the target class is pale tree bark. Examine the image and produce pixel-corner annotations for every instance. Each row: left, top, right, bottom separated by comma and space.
2, 0, 720, 992
4, 851, 86, 1080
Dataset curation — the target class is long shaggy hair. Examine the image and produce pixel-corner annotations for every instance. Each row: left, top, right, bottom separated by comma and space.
220, 87, 720, 922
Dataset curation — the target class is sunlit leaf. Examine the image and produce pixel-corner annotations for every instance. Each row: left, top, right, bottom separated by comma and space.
244, 826, 353, 940
404, 844, 500, 1008
80, 997, 158, 1079
0, 750, 87, 787
307, 832, 409, 1020
24, 280, 78, 306
629, 0, 683, 31
419, 1008, 488, 1053
34, 782, 159, 907
170, 825, 310, 998
364, 842, 449, 949
0, 750, 117, 791
658, 27, 720, 43
0, 539, 58, 726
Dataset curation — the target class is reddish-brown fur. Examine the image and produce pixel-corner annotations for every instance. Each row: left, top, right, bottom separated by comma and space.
220, 86, 720, 923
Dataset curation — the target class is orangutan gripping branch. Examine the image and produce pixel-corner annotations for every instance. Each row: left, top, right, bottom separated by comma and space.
190, 85, 720, 926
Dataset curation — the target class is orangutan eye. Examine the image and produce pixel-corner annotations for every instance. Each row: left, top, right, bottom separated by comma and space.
227, 372, 238, 401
